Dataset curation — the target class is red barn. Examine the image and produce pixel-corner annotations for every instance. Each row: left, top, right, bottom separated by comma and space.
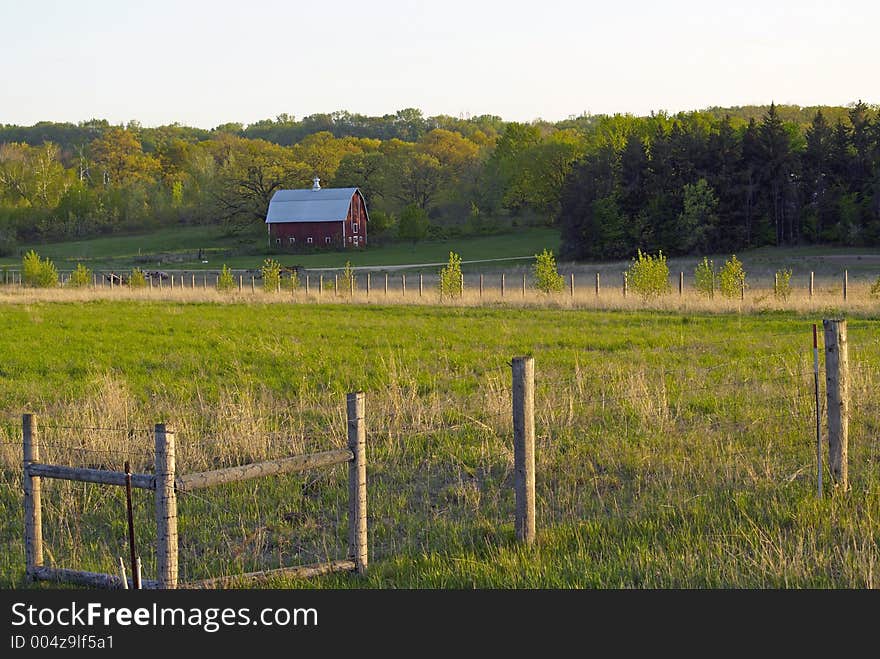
265, 177, 368, 250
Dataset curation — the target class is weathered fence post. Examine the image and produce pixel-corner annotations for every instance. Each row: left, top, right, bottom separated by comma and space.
595, 272, 600, 297
402, 274, 406, 297
191, 273, 195, 289
155, 423, 178, 589
623, 272, 628, 298
522, 272, 526, 297
319, 274, 323, 297
419, 273, 423, 297
570, 273, 574, 298
347, 392, 367, 574
459, 272, 464, 298
774, 272, 778, 296
809, 271, 814, 298
23, 413, 43, 581
334, 274, 338, 296
823, 319, 849, 490
679, 271, 683, 296
501, 272, 506, 298
251, 275, 255, 293
349, 273, 354, 298
512, 356, 536, 545
843, 270, 848, 301
366, 272, 370, 297
238, 274, 242, 292
479, 273, 484, 298
305, 274, 310, 295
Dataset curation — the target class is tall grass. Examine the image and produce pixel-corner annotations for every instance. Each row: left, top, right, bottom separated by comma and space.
1, 301, 879, 588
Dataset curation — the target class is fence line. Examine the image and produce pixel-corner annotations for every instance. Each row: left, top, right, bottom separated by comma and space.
20, 394, 369, 589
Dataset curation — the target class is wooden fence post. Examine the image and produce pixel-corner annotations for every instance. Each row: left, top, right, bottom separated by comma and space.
334, 274, 338, 296
459, 272, 464, 298
570, 273, 574, 298
501, 273, 505, 298
823, 319, 849, 490
305, 274, 310, 295
595, 272, 600, 297
419, 273, 423, 297
522, 272, 526, 297
347, 392, 367, 574
679, 271, 683, 296
23, 413, 43, 580
479, 273, 484, 298
251, 275, 255, 293
349, 273, 354, 298
366, 272, 370, 297
843, 270, 848, 301
512, 356, 536, 545
319, 274, 323, 297
623, 272, 628, 298
155, 423, 178, 588
238, 274, 242, 292
809, 271, 814, 298
384, 273, 388, 296
402, 274, 406, 297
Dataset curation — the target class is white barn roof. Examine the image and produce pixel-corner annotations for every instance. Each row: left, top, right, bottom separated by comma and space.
266, 187, 360, 224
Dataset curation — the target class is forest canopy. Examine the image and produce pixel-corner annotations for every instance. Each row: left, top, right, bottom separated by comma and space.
1, 102, 878, 259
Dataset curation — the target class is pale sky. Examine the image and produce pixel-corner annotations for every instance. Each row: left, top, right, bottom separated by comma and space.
1, 0, 877, 128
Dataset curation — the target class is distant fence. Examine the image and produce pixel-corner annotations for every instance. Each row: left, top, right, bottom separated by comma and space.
3, 266, 877, 304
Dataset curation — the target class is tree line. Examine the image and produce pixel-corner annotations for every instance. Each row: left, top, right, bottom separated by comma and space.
1, 103, 877, 258
559, 102, 880, 260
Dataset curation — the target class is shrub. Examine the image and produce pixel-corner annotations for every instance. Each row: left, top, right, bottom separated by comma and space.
774, 268, 792, 301
261, 258, 281, 292
871, 275, 880, 299
533, 249, 565, 294
694, 257, 716, 298
217, 264, 235, 292
718, 254, 746, 299
438, 252, 463, 300
68, 263, 92, 288
22, 250, 58, 288
398, 204, 429, 244
627, 249, 670, 299
282, 268, 301, 292
129, 268, 146, 288
340, 261, 355, 295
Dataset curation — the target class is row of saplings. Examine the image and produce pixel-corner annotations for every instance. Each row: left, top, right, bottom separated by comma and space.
13, 249, 880, 301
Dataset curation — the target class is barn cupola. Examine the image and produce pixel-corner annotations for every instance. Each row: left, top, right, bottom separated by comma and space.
312, 176, 321, 190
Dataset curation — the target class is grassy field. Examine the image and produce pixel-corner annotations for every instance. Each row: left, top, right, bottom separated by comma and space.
0, 225, 561, 271
1, 298, 880, 588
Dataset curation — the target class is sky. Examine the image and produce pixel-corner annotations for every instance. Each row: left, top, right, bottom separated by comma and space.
1, 0, 878, 128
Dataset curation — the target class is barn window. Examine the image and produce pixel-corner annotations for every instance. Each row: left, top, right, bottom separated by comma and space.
307, 237, 313, 244
325, 236, 331, 244
275, 238, 281, 245
353, 223, 358, 234
288, 237, 295, 244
